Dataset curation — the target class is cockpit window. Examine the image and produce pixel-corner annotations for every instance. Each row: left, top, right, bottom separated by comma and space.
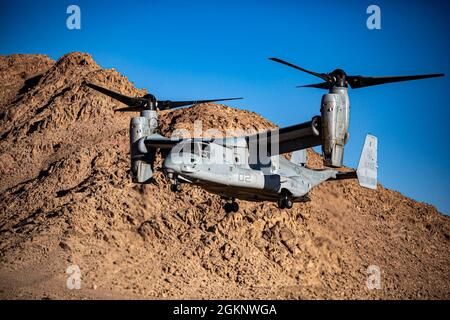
177, 141, 211, 158
178, 142, 198, 155
201, 143, 211, 159
192, 142, 201, 156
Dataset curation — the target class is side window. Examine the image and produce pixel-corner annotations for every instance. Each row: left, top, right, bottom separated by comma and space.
234, 147, 246, 165
221, 146, 233, 164
201, 143, 210, 159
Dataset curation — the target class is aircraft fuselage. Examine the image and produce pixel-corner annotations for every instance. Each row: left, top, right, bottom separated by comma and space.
163, 141, 337, 203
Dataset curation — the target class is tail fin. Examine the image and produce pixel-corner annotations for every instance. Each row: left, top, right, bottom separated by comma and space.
356, 134, 378, 189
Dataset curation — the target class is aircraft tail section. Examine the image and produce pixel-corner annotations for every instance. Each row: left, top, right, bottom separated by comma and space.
332, 134, 377, 190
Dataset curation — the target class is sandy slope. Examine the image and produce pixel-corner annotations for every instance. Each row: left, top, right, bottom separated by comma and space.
0, 53, 448, 300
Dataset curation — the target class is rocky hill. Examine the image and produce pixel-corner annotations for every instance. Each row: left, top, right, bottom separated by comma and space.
0, 53, 448, 299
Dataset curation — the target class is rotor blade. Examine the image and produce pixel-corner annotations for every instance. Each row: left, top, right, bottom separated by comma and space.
158, 97, 243, 110
347, 73, 444, 89
296, 82, 331, 89
84, 82, 143, 106
269, 58, 330, 82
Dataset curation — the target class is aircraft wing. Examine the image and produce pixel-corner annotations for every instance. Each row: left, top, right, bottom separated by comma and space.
143, 134, 182, 149
143, 134, 214, 150
243, 116, 322, 156
142, 116, 322, 155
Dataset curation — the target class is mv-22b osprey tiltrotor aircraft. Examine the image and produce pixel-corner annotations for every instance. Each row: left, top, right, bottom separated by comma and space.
85, 58, 443, 213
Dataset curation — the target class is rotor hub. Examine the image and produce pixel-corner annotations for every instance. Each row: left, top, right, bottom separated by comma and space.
329, 69, 348, 87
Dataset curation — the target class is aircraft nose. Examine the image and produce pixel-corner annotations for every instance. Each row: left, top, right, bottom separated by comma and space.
164, 151, 200, 175
163, 153, 180, 173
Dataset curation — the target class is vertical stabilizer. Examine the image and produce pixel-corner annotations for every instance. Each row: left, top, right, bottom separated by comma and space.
357, 134, 378, 189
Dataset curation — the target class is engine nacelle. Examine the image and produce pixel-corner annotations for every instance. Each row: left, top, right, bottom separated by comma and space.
320, 87, 350, 167
130, 114, 156, 183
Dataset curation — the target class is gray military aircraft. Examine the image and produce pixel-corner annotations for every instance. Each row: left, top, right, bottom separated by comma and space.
84, 59, 443, 212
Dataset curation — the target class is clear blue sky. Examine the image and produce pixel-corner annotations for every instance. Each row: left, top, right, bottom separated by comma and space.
1, 0, 449, 214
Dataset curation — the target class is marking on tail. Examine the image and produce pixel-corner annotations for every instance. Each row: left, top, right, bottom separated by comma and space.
357, 134, 378, 189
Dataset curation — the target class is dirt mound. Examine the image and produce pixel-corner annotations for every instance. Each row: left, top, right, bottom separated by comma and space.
0, 54, 53, 110
0, 52, 448, 300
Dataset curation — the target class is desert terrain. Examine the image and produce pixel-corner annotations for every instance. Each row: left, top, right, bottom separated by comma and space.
0, 53, 448, 299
